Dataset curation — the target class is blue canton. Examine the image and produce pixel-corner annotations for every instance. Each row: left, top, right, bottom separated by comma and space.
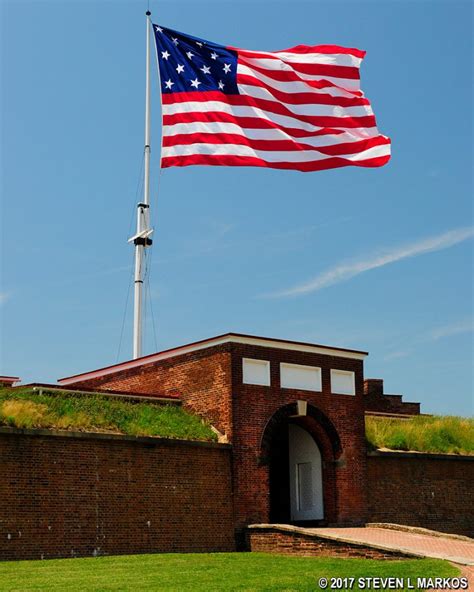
153, 24, 239, 95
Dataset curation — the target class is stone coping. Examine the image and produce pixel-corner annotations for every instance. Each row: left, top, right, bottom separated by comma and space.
367, 523, 474, 543
0, 426, 231, 450
368, 449, 474, 461
246, 524, 419, 559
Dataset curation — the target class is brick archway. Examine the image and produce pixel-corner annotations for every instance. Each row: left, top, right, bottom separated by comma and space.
259, 403, 342, 525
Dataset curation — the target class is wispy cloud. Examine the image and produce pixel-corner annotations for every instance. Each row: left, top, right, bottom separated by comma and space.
263, 226, 474, 298
383, 350, 410, 361
430, 319, 474, 341
384, 318, 473, 361
0, 292, 10, 306
209, 221, 234, 238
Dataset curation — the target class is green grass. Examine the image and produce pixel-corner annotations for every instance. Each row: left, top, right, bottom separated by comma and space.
366, 414, 474, 455
0, 387, 216, 442
2, 388, 472, 454
0, 552, 459, 592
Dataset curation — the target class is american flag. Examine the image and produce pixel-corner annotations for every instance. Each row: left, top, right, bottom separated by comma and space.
153, 24, 391, 172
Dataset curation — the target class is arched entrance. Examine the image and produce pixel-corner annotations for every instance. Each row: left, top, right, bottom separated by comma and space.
260, 403, 342, 525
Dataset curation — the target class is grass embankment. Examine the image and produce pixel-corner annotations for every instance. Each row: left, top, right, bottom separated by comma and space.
366, 414, 474, 455
1, 388, 472, 453
0, 387, 216, 442
0, 553, 458, 592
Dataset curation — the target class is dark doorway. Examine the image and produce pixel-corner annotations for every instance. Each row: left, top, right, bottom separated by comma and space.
268, 421, 290, 523
262, 403, 342, 526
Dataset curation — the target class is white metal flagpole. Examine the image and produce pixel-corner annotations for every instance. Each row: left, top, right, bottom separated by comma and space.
130, 10, 153, 359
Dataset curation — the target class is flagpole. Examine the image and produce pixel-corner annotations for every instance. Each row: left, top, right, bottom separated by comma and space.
131, 10, 153, 360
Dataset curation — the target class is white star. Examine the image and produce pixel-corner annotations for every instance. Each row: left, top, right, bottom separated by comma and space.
190, 78, 201, 88
172, 37, 179, 46
196, 41, 203, 47
176, 64, 185, 74
223, 63, 231, 74
164, 79, 174, 89
155, 26, 163, 33
210, 52, 218, 60
186, 51, 194, 60
218, 80, 225, 90
161, 50, 170, 60
200, 65, 211, 75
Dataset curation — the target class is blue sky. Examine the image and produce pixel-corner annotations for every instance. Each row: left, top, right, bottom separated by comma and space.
1, 0, 472, 416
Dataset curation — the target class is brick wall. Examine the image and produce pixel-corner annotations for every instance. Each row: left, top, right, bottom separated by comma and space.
367, 452, 474, 537
364, 379, 420, 415
68, 341, 370, 536
247, 526, 413, 559
0, 428, 235, 561
72, 347, 234, 440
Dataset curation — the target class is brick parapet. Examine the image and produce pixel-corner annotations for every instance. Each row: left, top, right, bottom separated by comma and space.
0, 429, 235, 560
366, 453, 474, 537
363, 379, 420, 415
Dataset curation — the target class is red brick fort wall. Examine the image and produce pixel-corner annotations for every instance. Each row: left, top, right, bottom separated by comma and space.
0, 429, 235, 561
367, 451, 474, 537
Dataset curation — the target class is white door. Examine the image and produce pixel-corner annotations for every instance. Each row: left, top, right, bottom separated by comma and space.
288, 424, 324, 521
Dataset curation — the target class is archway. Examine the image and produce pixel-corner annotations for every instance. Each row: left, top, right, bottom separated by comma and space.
260, 403, 342, 525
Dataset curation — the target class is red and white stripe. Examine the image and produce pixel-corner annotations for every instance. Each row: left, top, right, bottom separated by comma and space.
161, 44, 391, 172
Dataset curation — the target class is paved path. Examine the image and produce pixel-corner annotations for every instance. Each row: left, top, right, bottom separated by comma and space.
308, 527, 474, 566
460, 566, 474, 585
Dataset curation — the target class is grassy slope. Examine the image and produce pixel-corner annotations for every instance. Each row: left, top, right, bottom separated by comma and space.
0, 388, 216, 442
0, 553, 458, 592
366, 415, 474, 455
1, 388, 472, 454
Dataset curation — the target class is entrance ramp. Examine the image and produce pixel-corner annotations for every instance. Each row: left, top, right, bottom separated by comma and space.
247, 524, 474, 566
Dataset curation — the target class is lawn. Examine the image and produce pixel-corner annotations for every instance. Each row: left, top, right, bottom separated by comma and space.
0, 552, 459, 592
0, 387, 216, 442
366, 414, 474, 455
